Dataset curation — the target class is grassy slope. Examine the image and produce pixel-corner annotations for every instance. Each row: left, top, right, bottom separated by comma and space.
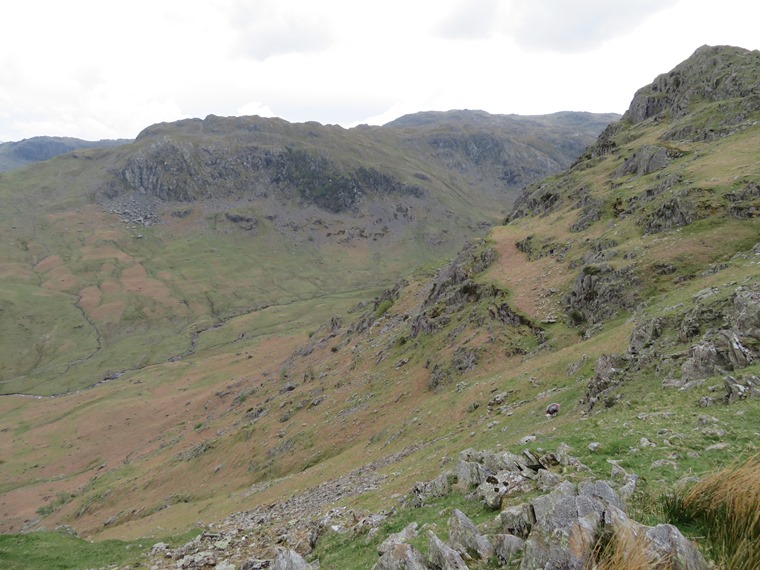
0, 111, 613, 397
0, 93, 758, 567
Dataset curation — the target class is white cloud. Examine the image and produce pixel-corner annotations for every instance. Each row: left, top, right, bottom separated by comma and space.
0, 0, 759, 140
228, 1, 333, 61
436, 0, 500, 40
504, 0, 679, 52
236, 101, 276, 118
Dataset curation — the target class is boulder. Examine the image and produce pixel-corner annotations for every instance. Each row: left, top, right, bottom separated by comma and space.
476, 471, 532, 510
372, 543, 430, 570
448, 509, 495, 560
724, 374, 760, 402
499, 503, 534, 539
535, 469, 561, 492
578, 480, 624, 510
378, 523, 419, 556
604, 505, 708, 569
645, 524, 709, 570
493, 534, 525, 565
426, 530, 469, 570
453, 459, 485, 491
734, 288, 760, 340
271, 549, 315, 570
614, 145, 671, 177
177, 551, 217, 568
521, 485, 604, 569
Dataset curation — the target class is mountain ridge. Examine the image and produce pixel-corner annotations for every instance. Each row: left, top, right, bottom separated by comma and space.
0, 45, 758, 570
0, 136, 130, 173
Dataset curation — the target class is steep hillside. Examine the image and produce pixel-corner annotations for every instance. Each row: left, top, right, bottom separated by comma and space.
0, 46, 758, 570
0, 110, 613, 396
0, 136, 130, 172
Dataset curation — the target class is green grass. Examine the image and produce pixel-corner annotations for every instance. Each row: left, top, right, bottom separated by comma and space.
0, 527, 201, 570
0, 532, 146, 570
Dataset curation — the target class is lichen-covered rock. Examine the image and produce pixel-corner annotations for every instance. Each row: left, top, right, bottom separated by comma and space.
378, 523, 419, 556
578, 480, 624, 510
453, 459, 486, 491
372, 543, 430, 570
476, 471, 533, 509
448, 509, 495, 560
493, 534, 525, 565
678, 331, 753, 384
642, 193, 699, 234
624, 45, 760, 125
614, 145, 671, 177
644, 524, 709, 570
271, 548, 316, 570
535, 469, 562, 492
500, 503, 534, 539
521, 494, 602, 570
426, 530, 469, 570
408, 472, 453, 507
564, 264, 640, 326
734, 288, 760, 339
724, 374, 760, 402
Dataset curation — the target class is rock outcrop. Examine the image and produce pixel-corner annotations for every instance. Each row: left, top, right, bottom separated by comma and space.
624, 45, 760, 125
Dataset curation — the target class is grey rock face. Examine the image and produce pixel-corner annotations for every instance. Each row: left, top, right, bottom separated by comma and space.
372, 543, 430, 570
578, 480, 624, 511
521, 494, 601, 569
624, 45, 760, 124
645, 524, 709, 570
564, 264, 640, 325
642, 193, 699, 234
724, 374, 760, 402
583, 354, 627, 409
614, 145, 671, 177
734, 289, 760, 340
493, 534, 525, 565
378, 522, 419, 556
500, 503, 534, 539
448, 509, 495, 560
477, 471, 533, 510
271, 549, 315, 570
427, 530, 469, 570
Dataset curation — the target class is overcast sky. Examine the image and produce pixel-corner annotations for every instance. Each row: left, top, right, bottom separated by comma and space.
1, 0, 758, 141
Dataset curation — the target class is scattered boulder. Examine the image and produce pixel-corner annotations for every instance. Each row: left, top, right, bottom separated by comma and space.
271, 549, 315, 570
564, 264, 640, 326
493, 534, 525, 565
476, 471, 532, 509
378, 523, 419, 556
642, 193, 699, 234
427, 530, 469, 570
724, 374, 760, 402
644, 524, 709, 570
448, 509, 495, 560
500, 503, 534, 539
372, 543, 429, 570
614, 145, 671, 177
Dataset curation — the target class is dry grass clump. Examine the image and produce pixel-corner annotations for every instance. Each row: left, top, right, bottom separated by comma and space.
663, 453, 760, 570
588, 525, 660, 570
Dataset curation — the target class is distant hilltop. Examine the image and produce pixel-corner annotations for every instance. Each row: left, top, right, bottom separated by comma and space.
0, 135, 131, 172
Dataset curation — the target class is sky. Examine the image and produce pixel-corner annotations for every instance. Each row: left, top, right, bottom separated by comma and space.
1, 0, 759, 141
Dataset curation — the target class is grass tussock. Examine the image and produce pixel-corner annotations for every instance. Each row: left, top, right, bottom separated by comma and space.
588, 525, 666, 570
662, 453, 760, 570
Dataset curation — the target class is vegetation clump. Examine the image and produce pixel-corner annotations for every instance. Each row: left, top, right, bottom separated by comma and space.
662, 454, 760, 570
